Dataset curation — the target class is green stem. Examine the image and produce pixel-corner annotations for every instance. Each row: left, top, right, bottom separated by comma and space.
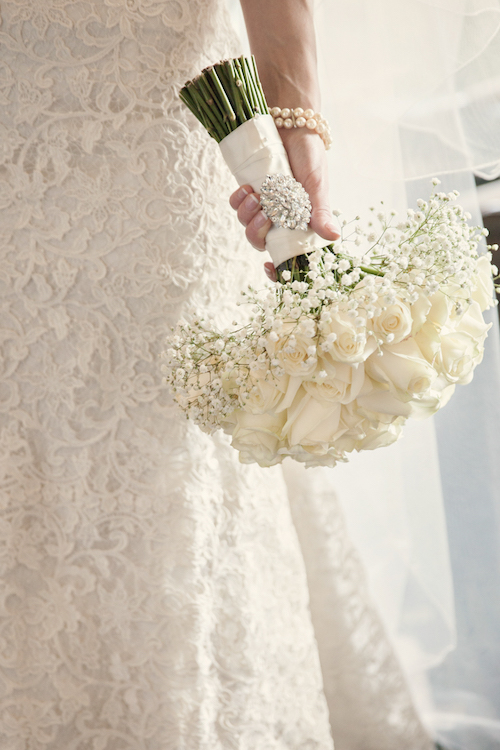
179, 89, 213, 137
233, 58, 255, 120
223, 61, 247, 125
179, 56, 270, 142
206, 67, 237, 125
359, 265, 385, 276
251, 55, 269, 112
197, 76, 230, 138
186, 82, 226, 141
242, 56, 260, 113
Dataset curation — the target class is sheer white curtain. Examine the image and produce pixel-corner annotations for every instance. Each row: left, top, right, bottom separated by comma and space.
317, 2, 500, 747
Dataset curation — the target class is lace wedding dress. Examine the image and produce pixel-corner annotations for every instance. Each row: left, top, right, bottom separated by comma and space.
0, 1, 433, 747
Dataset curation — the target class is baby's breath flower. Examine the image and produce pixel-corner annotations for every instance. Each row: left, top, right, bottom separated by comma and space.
162, 187, 497, 469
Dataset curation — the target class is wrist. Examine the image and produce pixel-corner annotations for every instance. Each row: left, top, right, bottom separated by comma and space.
258, 62, 320, 113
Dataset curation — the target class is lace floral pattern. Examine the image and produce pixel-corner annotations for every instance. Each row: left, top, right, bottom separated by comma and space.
0, 1, 335, 747
0, 0, 432, 747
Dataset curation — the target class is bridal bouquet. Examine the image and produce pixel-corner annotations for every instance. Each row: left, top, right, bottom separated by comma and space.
163, 58, 498, 468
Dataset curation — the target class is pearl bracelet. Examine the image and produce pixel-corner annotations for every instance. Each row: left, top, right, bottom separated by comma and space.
270, 107, 332, 150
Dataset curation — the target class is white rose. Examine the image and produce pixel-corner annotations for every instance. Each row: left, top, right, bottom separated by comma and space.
329, 401, 406, 451
230, 410, 286, 467
242, 372, 291, 415
436, 331, 484, 385
471, 255, 495, 311
264, 321, 295, 358
243, 369, 309, 418
282, 387, 343, 447
408, 383, 456, 419
278, 442, 346, 468
266, 322, 318, 378
425, 285, 475, 330
365, 338, 437, 401
412, 289, 479, 363
425, 290, 455, 329
321, 310, 377, 364
409, 292, 432, 336
453, 300, 491, 341
328, 402, 370, 452
433, 300, 490, 385
302, 361, 366, 405
413, 321, 441, 364
355, 387, 414, 419
370, 299, 413, 343
355, 417, 406, 451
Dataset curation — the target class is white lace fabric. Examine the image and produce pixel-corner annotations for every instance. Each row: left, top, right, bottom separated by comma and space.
0, 1, 432, 747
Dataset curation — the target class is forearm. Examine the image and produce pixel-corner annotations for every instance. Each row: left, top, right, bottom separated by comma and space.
234, 0, 338, 255
239, 0, 320, 110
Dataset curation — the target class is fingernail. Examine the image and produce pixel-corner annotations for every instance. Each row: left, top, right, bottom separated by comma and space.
254, 211, 270, 231
237, 186, 251, 200
326, 222, 340, 236
244, 193, 261, 210
264, 263, 277, 282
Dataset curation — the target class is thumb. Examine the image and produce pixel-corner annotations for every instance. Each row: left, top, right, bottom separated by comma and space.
309, 204, 340, 242
302, 175, 340, 241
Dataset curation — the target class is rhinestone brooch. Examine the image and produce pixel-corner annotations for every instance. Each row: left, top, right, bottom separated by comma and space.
259, 174, 312, 231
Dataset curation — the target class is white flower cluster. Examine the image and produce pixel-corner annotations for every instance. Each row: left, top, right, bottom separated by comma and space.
163, 185, 498, 468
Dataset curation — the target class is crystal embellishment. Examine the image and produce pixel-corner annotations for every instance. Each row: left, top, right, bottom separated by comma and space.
260, 174, 312, 231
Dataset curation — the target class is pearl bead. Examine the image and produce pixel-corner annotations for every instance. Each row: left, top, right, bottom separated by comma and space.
269, 105, 331, 148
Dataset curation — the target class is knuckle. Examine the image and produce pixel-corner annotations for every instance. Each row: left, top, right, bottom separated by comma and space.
304, 169, 324, 196
313, 206, 332, 221
230, 185, 254, 212
237, 194, 260, 227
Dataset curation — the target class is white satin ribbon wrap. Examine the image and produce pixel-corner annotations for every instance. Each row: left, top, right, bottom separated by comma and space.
219, 115, 330, 267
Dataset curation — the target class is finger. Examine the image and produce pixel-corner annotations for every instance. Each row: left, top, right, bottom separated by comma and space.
245, 210, 272, 251
302, 173, 340, 242
237, 192, 262, 227
309, 206, 341, 242
264, 262, 277, 282
229, 185, 253, 211
279, 129, 340, 242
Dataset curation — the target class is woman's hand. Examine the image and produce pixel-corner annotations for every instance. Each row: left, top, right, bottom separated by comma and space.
229, 183, 276, 280
235, 0, 337, 278
229, 128, 339, 280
